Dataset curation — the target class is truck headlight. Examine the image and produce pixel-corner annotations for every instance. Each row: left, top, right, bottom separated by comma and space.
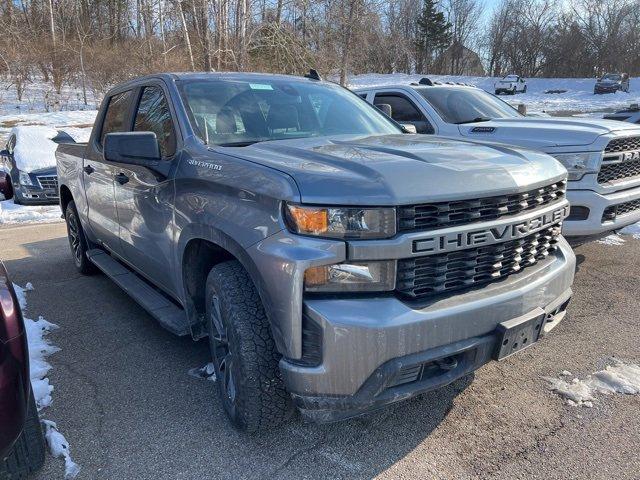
304, 261, 396, 292
18, 171, 33, 186
550, 153, 598, 181
285, 204, 396, 239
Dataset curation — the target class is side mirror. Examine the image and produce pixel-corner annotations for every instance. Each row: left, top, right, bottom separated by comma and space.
400, 123, 417, 134
104, 132, 170, 178
376, 103, 392, 117
104, 132, 161, 164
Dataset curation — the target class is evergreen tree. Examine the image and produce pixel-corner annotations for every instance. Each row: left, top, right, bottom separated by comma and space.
416, 0, 452, 73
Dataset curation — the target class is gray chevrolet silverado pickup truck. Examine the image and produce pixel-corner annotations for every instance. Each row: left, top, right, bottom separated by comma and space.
56, 72, 575, 431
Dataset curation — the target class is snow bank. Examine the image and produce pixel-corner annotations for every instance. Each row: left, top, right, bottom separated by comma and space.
14, 282, 80, 478
11, 126, 60, 173
545, 360, 640, 407
0, 200, 62, 225
348, 73, 640, 114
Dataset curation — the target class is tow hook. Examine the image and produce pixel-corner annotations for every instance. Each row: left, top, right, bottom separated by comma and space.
436, 356, 458, 371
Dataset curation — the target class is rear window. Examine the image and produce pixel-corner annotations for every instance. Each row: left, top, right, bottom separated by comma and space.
100, 90, 133, 146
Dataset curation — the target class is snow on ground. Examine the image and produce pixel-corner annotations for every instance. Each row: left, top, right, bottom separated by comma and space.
597, 221, 640, 245
0, 110, 97, 140
545, 360, 640, 408
0, 79, 100, 117
0, 200, 62, 225
348, 73, 640, 115
188, 363, 217, 382
13, 283, 80, 478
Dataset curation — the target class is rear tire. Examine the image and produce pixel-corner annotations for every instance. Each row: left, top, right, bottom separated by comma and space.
64, 200, 97, 275
0, 392, 46, 479
205, 260, 293, 432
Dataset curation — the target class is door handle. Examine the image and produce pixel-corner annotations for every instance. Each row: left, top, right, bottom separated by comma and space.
83, 165, 94, 175
115, 173, 129, 185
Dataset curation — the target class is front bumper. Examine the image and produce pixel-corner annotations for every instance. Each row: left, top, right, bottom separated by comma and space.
15, 186, 59, 205
563, 185, 640, 236
279, 238, 575, 420
594, 85, 620, 94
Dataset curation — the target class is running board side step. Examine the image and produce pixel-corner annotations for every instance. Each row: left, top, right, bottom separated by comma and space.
87, 249, 190, 336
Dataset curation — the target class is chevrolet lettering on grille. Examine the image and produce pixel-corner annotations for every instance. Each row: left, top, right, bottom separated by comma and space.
413, 204, 569, 254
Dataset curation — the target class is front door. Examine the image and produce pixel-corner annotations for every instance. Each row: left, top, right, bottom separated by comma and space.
84, 90, 134, 254
114, 84, 178, 295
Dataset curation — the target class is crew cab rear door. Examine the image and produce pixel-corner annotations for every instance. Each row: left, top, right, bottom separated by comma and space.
113, 83, 178, 296
84, 89, 135, 255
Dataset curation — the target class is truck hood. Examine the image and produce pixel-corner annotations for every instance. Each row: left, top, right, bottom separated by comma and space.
221, 134, 567, 205
457, 117, 640, 150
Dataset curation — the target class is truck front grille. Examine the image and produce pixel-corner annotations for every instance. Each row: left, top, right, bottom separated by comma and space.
398, 181, 566, 232
604, 136, 640, 153
599, 137, 640, 184
602, 199, 640, 222
37, 175, 58, 190
396, 225, 562, 300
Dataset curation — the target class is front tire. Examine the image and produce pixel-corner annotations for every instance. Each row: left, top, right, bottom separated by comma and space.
64, 200, 96, 274
205, 260, 293, 432
0, 392, 45, 479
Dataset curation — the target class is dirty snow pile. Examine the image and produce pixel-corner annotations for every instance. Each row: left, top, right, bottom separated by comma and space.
13, 283, 80, 479
0, 200, 62, 225
545, 360, 640, 408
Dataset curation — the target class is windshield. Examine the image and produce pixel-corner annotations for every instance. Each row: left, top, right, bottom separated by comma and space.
416, 87, 522, 124
602, 74, 622, 81
179, 79, 401, 146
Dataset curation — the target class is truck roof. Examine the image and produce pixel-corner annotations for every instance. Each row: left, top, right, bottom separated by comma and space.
106, 71, 328, 95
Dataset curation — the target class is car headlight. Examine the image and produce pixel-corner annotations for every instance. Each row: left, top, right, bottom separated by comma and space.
18, 171, 33, 186
550, 153, 599, 181
284, 204, 396, 239
304, 261, 396, 292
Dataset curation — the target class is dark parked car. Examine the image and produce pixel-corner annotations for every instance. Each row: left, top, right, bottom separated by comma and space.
594, 73, 630, 94
0, 262, 45, 479
0, 128, 76, 205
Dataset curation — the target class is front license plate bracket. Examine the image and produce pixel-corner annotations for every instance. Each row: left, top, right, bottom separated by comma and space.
494, 308, 546, 360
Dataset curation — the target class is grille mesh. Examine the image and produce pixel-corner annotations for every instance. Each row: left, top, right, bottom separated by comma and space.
37, 175, 58, 190
602, 199, 640, 221
598, 160, 640, 184
604, 136, 640, 154
398, 181, 566, 232
396, 225, 562, 300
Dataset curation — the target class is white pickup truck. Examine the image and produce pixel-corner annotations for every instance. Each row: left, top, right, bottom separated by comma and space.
354, 81, 640, 238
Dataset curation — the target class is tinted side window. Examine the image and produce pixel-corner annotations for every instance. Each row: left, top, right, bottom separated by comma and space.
134, 86, 176, 158
374, 94, 434, 134
100, 90, 133, 146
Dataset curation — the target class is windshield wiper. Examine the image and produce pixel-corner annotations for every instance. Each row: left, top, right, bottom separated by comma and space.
454, 117, 492, 125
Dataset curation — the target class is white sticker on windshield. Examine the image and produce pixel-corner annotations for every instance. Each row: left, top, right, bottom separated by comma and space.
249, 83, 273, 90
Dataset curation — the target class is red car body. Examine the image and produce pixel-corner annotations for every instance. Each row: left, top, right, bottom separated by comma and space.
0, 262, 30, 461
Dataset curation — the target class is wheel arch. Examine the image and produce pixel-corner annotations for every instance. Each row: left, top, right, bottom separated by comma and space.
59, 184, 73, 214
177, 226, 276, 345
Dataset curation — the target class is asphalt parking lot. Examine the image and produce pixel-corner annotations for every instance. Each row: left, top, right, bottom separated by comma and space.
1, 222, 639, 480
